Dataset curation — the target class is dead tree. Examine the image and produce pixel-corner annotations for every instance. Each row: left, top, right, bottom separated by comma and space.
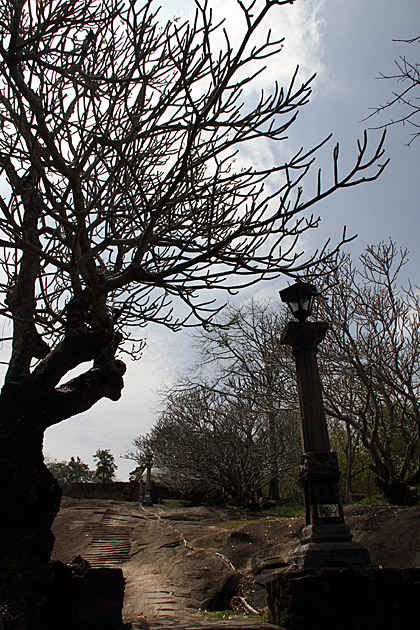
364, 35, 420, 145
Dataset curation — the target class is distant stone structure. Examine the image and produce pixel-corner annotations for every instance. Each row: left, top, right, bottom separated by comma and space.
66, 481, 186, 503
66, 482, 140, 502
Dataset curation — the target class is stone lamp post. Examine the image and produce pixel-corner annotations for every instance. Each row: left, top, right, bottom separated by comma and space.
279, 282, 370, 569
142, 452, 153, 507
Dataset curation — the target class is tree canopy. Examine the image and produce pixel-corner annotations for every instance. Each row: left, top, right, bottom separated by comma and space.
93, 448, 117, 482
46, 455, 93, 488
317, 241, 420, 504
127, 300, 300, 506
0, 0, 388, 427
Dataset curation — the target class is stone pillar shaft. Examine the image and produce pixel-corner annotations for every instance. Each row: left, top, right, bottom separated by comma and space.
284, 323, 330, 453
281, 320, 370, 569
142, 456, 153, 507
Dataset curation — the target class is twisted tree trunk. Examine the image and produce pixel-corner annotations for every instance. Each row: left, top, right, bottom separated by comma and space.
0, 332, 126, 628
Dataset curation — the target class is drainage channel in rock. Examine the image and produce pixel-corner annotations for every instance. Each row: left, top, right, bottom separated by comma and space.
82, 511, 133, 568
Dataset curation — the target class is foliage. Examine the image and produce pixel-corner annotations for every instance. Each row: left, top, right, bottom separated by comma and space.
329, 424, 375, 503
128, 465, 145, 482
46, 456, 93, 489
262, 500, 304, 518
354, 494, 387, 506
93, 448, 117, 483
161, 499, 191, 507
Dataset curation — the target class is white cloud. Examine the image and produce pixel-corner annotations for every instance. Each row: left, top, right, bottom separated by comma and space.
201, 0, 326, 89
157, 0, 326, 106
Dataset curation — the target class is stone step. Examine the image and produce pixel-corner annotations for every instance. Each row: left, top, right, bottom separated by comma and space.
81, 510, 133, 567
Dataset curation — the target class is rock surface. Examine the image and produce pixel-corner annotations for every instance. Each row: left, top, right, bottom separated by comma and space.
51, 499, 420, 627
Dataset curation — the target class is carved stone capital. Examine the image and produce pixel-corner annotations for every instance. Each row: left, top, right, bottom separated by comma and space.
280, 321, 329, 352
299, 451, 340, 483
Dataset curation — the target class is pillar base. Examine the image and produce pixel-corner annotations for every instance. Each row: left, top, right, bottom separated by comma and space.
267, 567, 420, 630
290, 523, 371, 569
290, 540, 371, 569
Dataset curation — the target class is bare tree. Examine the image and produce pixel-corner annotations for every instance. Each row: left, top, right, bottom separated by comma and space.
328, 415, 372, 504
317, 241, 420, 505
194, 299, 298, 499
127, 383, 299, 507
364, 36, 420, 145
0, 0, 386, 622
126, 300, 300, 506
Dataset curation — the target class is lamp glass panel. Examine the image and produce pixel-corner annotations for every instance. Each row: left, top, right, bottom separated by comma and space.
289, 300, 299, 314
301, 295, 311, 312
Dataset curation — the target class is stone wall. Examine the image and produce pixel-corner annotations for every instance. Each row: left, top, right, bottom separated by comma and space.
66, 482, 140, 502
66, 481, 187, 503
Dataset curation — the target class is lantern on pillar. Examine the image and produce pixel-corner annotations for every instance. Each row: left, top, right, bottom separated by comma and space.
279, 282, 318, 322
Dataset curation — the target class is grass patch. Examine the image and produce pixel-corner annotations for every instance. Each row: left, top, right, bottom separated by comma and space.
219, 501, 305, 526
219, 516, 286, 529
346, 494, 385, 506
262, 502, 305, 518
219, 519, 262, 529
225, 499, 305, 519
161, 498, 191, 507
200, 609, 263, 620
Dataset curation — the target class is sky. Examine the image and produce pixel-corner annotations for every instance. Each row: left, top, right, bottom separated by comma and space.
43, 0, 420, 480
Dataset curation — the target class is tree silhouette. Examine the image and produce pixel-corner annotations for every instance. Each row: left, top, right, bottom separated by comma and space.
93, 448, 117, 483
365, 36, 420, 145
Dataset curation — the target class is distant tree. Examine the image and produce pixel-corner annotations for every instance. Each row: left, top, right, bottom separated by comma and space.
193, 300, 298, 500
128, 466, 145, 482
328, 422, 374, 504
128, 386, 299, 508
46, 456, 93, 489
365, 35, 420, 145
128, 300, 301, 506
317, 241, 420, 505
93, 449, 117, 483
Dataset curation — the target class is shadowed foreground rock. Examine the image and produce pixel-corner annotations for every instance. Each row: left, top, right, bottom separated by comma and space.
41, 561, 124, 629
267, 567, 420, 630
